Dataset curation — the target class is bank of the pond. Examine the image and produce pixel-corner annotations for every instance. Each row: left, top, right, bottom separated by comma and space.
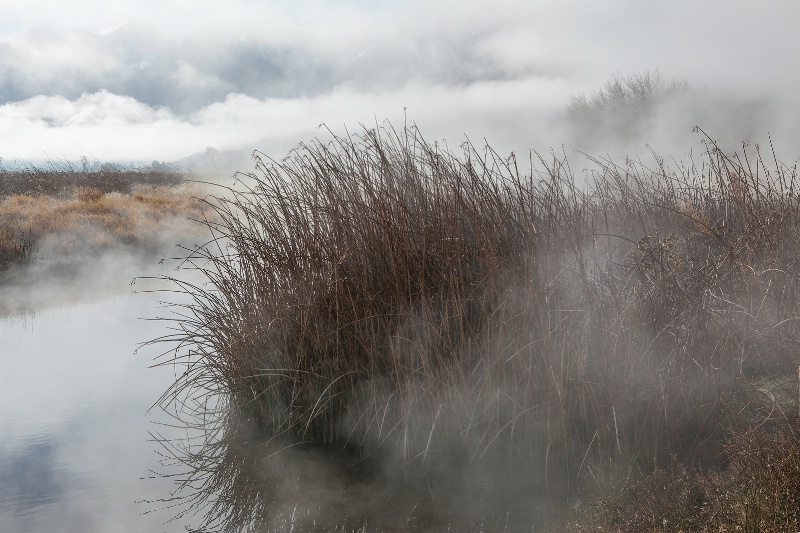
0, 187, 204, 268
563, 424, 800, 532
0, 170, 212, 305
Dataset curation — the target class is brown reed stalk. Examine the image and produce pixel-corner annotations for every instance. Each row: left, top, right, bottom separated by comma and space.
151, 123, 800, 532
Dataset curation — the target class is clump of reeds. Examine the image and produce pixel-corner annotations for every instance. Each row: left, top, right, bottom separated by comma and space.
153, 123, 800, 531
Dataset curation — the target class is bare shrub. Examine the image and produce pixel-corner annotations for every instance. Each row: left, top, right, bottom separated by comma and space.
565, 70, 692, 146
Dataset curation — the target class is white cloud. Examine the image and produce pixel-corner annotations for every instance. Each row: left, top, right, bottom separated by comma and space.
1, 91, 173, 127
1, 0, 800, 164
0, 74, 577, 163
171, 60, 226, 94
5, 27, 118, 81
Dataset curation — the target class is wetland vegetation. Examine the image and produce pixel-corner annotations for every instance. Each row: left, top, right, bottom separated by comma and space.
146, 122, 800, 532
0, 164, 209, 314
0, 163, 195, 267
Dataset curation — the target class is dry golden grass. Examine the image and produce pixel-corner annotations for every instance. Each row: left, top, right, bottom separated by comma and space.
0, 183, 207, 261
0, 227, 32, 270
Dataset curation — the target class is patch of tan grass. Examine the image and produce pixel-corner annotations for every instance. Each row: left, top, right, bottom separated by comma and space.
0, 183, 209, 262
0, 228, 32, 269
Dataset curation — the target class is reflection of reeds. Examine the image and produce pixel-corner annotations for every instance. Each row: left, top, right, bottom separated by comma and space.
153, 124, 800, 531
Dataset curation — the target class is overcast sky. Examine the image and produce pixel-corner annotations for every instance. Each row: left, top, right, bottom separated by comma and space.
1, 0, 798, 166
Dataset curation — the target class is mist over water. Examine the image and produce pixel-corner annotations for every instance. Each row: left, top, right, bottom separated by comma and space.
0, 203, 218, 531
0, 290, 194, 531
3, 118, 800, 531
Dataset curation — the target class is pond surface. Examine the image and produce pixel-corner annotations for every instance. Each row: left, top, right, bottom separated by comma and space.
0, 285, 200, 532
0, 260, 571, 532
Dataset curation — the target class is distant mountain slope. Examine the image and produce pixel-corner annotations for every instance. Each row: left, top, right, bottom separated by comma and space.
172, 146, 251, 174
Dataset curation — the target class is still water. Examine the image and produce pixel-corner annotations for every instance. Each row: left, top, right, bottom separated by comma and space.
0, 286, 199, 532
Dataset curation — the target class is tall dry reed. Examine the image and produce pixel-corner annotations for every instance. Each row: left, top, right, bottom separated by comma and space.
152, 124, 800, 531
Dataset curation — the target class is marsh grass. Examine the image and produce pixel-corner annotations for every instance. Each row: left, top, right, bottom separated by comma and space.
0, 228, 33, 270
565, 419, 800, 532
151, 123, 800, 531
0, 178, 207, 279
0, 165, 183, 198
0, 164, 195, 272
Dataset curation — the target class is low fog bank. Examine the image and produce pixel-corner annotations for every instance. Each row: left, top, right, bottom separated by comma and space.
168, 74, 800, 178
185, 74, 800, 178
1, 246, 177, 317
0, 181, 223, 317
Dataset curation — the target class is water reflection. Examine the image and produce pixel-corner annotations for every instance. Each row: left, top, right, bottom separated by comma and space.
0, 289, 199, 532
0, 437, 70, 513
0, 275, 563, 532
150, 380, 566, 532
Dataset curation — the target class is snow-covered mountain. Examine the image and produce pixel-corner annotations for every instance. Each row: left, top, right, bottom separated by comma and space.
172, 146, 251, 174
